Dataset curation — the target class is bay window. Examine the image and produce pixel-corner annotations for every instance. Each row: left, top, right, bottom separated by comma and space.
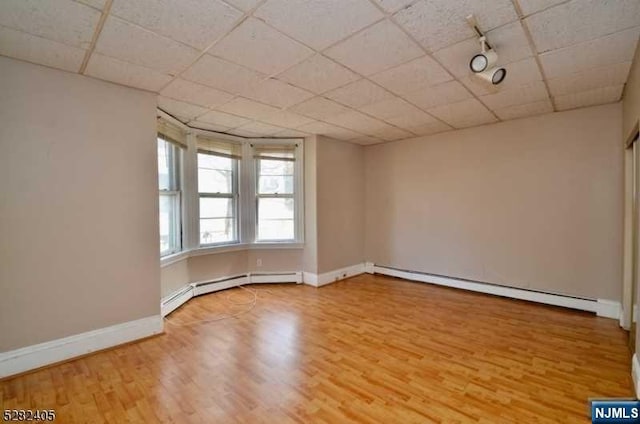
157, 113, 303, 258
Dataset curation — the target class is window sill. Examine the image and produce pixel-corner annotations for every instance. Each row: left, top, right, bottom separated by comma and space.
161, 242, 304, 267
160, 250, 190, 268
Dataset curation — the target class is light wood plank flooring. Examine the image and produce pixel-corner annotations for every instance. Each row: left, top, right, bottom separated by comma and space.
1, 274, 633, 423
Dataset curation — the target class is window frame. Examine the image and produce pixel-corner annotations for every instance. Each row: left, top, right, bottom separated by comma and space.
158, 135, 184, 258
250, 140, 304, 244
196, 149, 240, 247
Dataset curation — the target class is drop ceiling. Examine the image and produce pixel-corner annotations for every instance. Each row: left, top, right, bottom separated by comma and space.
1, 0, 639, 144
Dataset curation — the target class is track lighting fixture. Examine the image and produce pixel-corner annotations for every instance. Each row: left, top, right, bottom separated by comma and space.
466, 16, 507, 86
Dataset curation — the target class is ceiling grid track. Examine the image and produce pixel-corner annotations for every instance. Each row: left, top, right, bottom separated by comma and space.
510, 0, 558, 112
78, 0, 113, 74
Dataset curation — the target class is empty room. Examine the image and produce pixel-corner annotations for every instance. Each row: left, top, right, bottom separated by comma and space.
2, 0, 640, 422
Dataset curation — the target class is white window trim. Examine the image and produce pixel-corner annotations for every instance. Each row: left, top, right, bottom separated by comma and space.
158, 135, 184, 258
157, 110, 304, 263
249, 138, 304, 245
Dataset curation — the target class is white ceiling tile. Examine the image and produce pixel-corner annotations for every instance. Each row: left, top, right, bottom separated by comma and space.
361, 97, 437, 129
351, 135, 385, 145
95, 16, 199, 75
189, 120, 232, 132
240, 78, 314, 108
110, 0, 242, 50
198, 109, 252, 127
493, 99, 553, 120
273, 128, 311, 137
434, 21, 533, 78
277, 54, 359, 94
517, 0, 565, 16
0, 26, 86, 72
254, 0, 383, 50
547, 62, 632, 97
182, 54, 266, 94
236, 121, 286, 135
325, 20, 423, 75
554, 84, 624, 111
296, 121, 362, 140
324, 79, 395, 108
427, 98, 497, 128
403, 80, 472, 110
394, 0, 518, 52
85, 53, 173, 91
385, 110, 442, 130
74, 0, 107, 10
539, 27, 640, 78
370, 55, 452, 95
215, 97, 282, 121
157, 96, 209, 121
525, 0, 640, 53
223, 0, 260, 12
288, 97, 352, 120
407, 120, 452, 136
209, 17, 313, 75
371, 0, 415, 13
461, 57, 543, 96
161, 78, 235, 107
258, 111, 315, 128
375, 126, 414, 141
0, 0, 100, 49
480, 80, 549, 110
323, 110, 400, 136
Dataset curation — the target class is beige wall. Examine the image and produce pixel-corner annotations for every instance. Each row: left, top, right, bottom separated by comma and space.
161, 259, 189, 297
316, 136, 365, 273
246, 249, 303, 273
365, 103, 624, 301
0, 57, 159, 352
188, 250, 248, 283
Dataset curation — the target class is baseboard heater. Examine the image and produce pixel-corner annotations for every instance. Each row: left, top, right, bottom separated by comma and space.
161, 272, 302, 317
371, 264, 620, 319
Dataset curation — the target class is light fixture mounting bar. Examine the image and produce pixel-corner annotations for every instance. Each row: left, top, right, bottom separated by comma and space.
465, 14, 492, 50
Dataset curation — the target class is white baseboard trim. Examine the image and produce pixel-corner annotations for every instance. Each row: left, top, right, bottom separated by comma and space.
0, 315, 163, 379
365, 262, 375, 274
633, 354, 640, 399
304, 263, 366, 287
373, 265, 621, 319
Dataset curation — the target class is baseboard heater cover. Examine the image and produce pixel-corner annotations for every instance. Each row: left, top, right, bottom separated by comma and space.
162, 272, 302, 317
372, 264, 620, 319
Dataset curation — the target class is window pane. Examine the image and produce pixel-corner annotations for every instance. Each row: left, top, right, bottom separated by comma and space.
199, 197, 236, 244
258, 159, 294, 194
159, 193, 179, 255
158, 138, 171, 191
200, 218, 236, 244
259, 159, 293, 176
257, 197, 294, 240
198, 153, 234, 193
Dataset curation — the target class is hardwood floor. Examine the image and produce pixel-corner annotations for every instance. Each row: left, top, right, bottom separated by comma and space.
1, 274, 633, 423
